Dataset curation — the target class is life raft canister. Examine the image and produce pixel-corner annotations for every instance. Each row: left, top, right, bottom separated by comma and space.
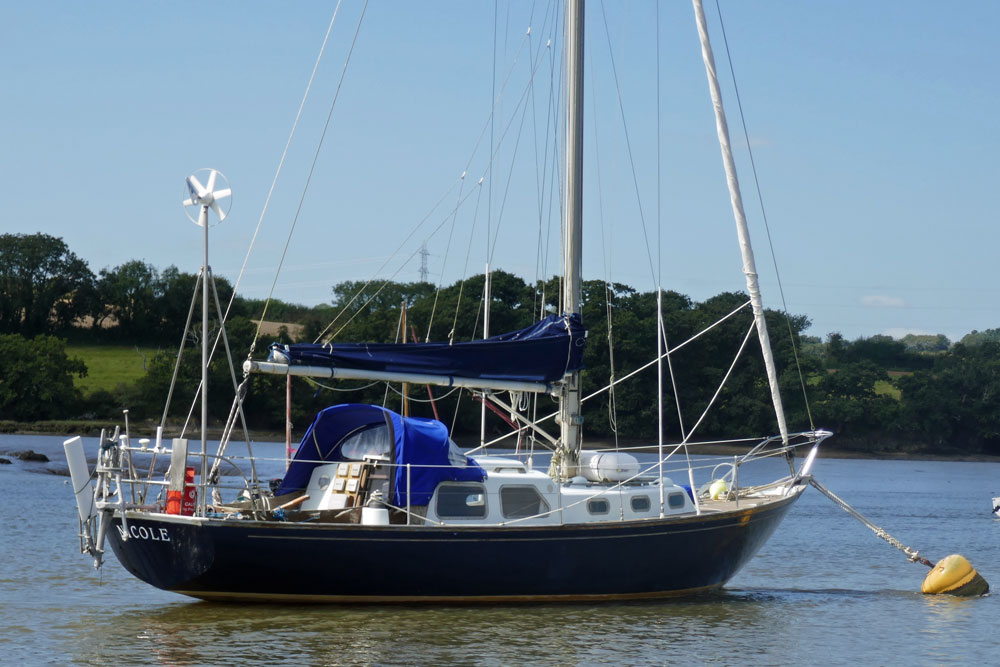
166, 466, 198, 516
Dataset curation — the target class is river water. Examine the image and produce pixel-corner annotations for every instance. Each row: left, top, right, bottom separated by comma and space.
1, 433, 997, 665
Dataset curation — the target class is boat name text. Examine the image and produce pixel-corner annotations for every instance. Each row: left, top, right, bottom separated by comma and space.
117, 525, 171, 542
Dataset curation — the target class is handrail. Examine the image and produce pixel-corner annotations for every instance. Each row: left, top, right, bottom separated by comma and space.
94, 428, 830, 526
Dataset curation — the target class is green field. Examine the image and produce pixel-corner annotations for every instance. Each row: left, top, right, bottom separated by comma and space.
874, 379, 902, 399
66, 345, 161, 394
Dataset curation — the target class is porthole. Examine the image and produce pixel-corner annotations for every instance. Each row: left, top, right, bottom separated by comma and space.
630, 495, 651, 512
587, 498, 610, 515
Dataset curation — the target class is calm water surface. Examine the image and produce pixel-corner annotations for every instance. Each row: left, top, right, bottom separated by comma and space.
1, 434, 997, 665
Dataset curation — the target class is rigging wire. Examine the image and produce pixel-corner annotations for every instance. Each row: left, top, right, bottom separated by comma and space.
588, 50, 620, 444
486, 24, 563, 265
712, 0, 815, 430
238, 0, 344, 354
165, 2, 346, 442
528, 1, 558, 313
253, 0, 370, 351
596, 0, 658, 289
682, 319, 757, 445
526, 1, 559, 468
315, 177, 463, 343
304, 377, 381, 393
488, 75, 536, 263
318, 22, 546, 347
449, 181, 486, 345
424, 172, 467, 341
382, 306, 405, 409
655, 4, 699, 501
384, 383, 462, 403
303, 13, 543, 349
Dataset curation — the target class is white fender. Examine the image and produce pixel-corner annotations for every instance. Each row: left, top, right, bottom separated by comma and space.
63, 436, 96, 523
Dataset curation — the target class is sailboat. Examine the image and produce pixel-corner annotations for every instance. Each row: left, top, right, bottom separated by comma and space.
64, 0, 831, 602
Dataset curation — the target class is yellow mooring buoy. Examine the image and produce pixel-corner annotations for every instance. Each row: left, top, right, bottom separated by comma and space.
921, 554, 990, 597
809, 479, 989, 596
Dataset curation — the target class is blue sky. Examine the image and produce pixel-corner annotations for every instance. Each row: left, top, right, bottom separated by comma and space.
3, 1, 998, 343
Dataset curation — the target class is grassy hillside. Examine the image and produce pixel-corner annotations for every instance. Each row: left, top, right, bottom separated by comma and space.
66, 344, 161, 394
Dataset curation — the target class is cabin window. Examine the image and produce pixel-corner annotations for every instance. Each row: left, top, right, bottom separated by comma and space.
339, 425, 392, 461
668, 492, 687, 510
587, 498, 610, 515
631, 495, 651, 512
436, 483, 488, 519
500, 486, 550, 519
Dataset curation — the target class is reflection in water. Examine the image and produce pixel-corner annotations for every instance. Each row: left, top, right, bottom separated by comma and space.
920, 593, 986, 664
72, 587, 964, 666
72, 593, 790, 666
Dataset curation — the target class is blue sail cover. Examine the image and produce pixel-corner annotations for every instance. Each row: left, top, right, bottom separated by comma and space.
276, 403, 485, 506
269, 313, 585, 384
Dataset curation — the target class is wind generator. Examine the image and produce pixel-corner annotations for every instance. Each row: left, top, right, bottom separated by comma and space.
181, 168, 233, 515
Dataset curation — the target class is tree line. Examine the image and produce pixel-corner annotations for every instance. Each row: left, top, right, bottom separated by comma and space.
3, 232, 1000, 456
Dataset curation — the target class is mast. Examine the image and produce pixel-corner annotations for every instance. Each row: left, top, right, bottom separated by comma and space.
691, 0, 789, 445
557, 0, 585, 479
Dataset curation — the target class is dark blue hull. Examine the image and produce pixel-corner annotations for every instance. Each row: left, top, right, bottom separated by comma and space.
107, 491, 801, 602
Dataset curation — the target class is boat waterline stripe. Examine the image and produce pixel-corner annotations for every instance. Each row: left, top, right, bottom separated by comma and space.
172, 584, 724, 604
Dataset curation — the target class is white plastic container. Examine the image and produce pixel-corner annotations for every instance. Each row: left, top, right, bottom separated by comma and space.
579, 451, 640, 483
361, 506, 390, 525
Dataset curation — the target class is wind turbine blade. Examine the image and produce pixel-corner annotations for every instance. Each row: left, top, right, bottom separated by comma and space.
206, 169, 218, 192
210, 200, 227, 222
182, 198, 195, 207
187, 175, 208, 199
212, 188, 231, 200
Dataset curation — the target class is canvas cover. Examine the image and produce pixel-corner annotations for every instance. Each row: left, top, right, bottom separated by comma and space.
276, 403, 484, 506
268, 313, 585, 384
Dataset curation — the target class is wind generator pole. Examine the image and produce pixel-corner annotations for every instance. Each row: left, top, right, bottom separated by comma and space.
182, 169, 232, 516
558, 0, 585, 480
200, 202, 209, 515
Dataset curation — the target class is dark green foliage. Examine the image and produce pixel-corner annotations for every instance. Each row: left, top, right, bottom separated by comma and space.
896, 342, 1000, 454
6, 231, 1000, 455
900, 333, 950, 353
959, 329, 1000, 347
95, 260, 162, 335
825, 332, 930, 371
810, 360, 902, 441
0, 233, 96, 335
0, 333, 87, 420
